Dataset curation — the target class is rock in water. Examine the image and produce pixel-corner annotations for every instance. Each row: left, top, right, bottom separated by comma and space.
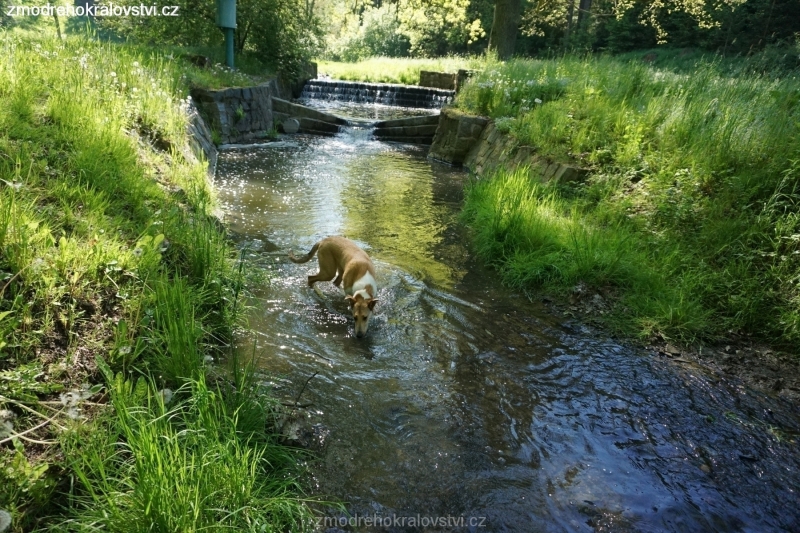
282, 118, 300, 134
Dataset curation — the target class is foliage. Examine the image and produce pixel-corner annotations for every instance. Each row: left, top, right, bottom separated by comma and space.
518, 0, 800, 54
58, 360, 314, 532
0, 363, 64, 401
462, 167, 712, 342
458, 56, 800, 345
395, 0, 484, 56
326, 3, 410, 61
320, 0, 486, 59
318, 55, 482, 84
0, 34, 314, 531
97, 0, 321, 76
237, 0, 324, 79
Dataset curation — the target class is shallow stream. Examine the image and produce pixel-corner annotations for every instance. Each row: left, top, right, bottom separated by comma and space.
214, 102, 800, 532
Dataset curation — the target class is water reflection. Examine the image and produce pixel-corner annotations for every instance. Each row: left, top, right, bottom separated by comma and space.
215, 129, 800, 532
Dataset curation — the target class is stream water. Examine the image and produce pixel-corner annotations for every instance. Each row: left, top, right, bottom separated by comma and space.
214, 103, 800, 532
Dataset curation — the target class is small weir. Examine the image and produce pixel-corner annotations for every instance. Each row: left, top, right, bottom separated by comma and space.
213, 96, 800, 532
300, 78, 454, 109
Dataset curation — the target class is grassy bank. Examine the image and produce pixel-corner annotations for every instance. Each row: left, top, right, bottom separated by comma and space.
317, 56, 482, 84
457, 55, 800, 348
0, 34, 312, 531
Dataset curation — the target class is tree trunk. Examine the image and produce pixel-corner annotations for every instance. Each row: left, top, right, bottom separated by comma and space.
576, 0, 592, 31
53, 12, 62, 40
488, 0, 523, 59
564, 0, 575, 44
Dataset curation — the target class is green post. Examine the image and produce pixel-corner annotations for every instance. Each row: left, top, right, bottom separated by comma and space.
216, 0, 237, 69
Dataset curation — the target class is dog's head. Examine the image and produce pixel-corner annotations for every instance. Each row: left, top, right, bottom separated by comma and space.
345, 294, 378, 338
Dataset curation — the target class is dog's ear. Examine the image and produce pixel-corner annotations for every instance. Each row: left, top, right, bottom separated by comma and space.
345, 295, 356, 307
367, 298, 378, 311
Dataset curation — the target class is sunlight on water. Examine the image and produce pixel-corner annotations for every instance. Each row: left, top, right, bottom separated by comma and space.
214, 116, 800, 532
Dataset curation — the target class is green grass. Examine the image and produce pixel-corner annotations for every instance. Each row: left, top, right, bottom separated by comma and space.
59, 354, 314, 532
463, 167, 713, 342
0, 32, 314, 532
458, 55, 800, 347
613, 45, 800, 77
317, 56, 483, 85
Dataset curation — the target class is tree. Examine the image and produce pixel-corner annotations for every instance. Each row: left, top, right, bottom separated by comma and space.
396, 0, 479, 56
488, 0, 523, 59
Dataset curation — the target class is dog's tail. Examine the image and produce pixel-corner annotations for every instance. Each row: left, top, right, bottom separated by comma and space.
288, 241, 320, 264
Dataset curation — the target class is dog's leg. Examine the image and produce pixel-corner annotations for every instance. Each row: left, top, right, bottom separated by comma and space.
333, 270, 343, 287
307, 247, 338, 287
308, 270, 337, 287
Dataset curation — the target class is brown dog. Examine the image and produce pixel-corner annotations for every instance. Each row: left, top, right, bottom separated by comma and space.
289, 236, 378, 338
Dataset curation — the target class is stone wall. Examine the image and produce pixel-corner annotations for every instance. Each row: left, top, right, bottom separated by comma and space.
272, 98, 348, 136
373, 115, 440, 145
463, 122, 589, 183
428, 108, 489, 165
190, 81, 281, 145
427, 108, 589, 183
185, 102, 218, 176
455, 69, 478, 92
419, 71, 456, 91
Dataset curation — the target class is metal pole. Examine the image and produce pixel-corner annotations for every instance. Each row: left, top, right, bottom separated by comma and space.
225, 28, 234, 69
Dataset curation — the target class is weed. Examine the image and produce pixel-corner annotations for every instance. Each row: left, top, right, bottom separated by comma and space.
459, 55, 800, 346
59, 359, 315, 532
0, 33, 316, 531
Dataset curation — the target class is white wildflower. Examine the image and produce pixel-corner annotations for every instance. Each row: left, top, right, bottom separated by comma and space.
534, 98, 542, 104
159, 388, 174, 404
110, 71, 116, 78
118, 345, 132, 355
0, 420, 14, 439
132, 61, 140, 67
203, 355, 214, 365
60, 391, 80, 407
0, 509, 12, 532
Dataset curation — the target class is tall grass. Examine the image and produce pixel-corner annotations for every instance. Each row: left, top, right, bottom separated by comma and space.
463, 167, 712, 341
459, 56, 800, 346
59, 360, 313, 532
316, 56, 483, 84
0, 33, 314, 531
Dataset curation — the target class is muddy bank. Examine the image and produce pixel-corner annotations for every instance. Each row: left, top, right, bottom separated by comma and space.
547, 285, 800, 404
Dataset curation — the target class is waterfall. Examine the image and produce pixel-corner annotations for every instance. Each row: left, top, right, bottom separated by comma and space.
337, 121, 376, 143
300, 79, 454, 109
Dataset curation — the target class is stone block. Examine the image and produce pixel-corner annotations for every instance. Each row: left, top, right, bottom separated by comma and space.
542, 163, 560, 180
420, 71, 456, 90
552, 165, 589, 183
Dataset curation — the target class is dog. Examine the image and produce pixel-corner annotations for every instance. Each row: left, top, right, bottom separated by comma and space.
289, 236, 378, 338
